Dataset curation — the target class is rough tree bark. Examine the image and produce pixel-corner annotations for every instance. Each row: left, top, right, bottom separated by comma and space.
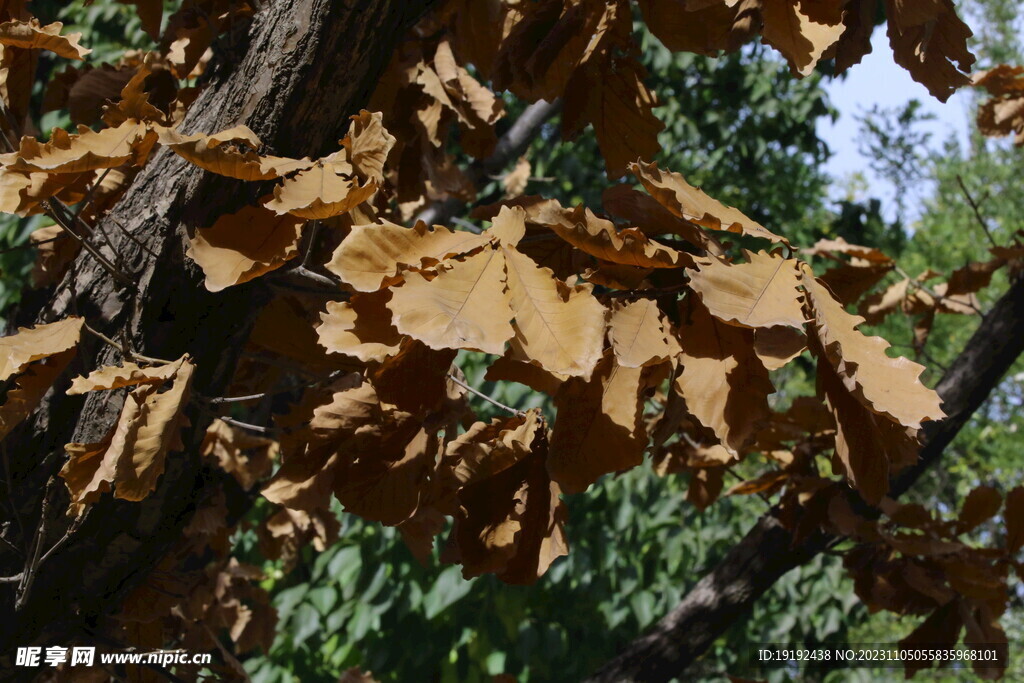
0, 0, 437, 664
588, 275, 1024, 683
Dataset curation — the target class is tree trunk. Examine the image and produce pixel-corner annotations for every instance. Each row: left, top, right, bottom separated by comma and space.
588, 274, 1024, 682
0, 0, 436, 662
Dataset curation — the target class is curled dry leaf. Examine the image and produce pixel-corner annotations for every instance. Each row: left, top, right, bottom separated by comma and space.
68, 358, 182, 394
631, 160, 789, 244
3, 121, 157, 174
885, 0, 975, 102
342, 110, 397, 183
803, 268, 945, 430
61, 357, 195, 514
531, 199, 690, 268
0, 19, 90, 59
266, 159, 378, 220
760, 0, 844, 77
157, 124, 311, 181
442, 411, 569, 584
328, 219, 489, 292
688, 250, 806, 329
187, 203, 304, 292
0, 348, 76, 441
0, 315, 83, 381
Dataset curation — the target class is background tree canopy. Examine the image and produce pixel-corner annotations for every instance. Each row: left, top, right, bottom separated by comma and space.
0, 1, 1021, 682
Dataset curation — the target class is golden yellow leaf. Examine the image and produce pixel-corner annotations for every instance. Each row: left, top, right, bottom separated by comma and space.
317, 290, 404, 363
0, 315, 82, 381
0, 19, 90, 59
157, 124, 311, 181
4, 121, 156, 174
503, 245, 605, 377
803, 268, 945, 429
631, 160, 789, 244
806, 236, 892, 263
29, 223, 78, 287
676, 301, 773, 453
342, 110, 396, 183
387, 246, 514, 355
688, 250, 806, 329
186, 203, 304, 292
819, 261, 893, 305
327, 219, 490, 292
265, 160, 377, 220
607, 298, 678, 368
548, 352, 648, 494
760, 0, 844, 77
68, 358, 183, 395
443, 412, 542, 490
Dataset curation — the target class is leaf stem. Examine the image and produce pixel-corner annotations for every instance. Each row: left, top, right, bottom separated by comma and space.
447, 372, 524, 417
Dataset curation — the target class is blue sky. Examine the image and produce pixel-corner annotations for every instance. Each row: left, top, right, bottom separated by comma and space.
817, 30, 973, 214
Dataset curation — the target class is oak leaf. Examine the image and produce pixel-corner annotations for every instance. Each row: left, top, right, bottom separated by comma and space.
317, 290, 404, 363
607, 298, 678, 368
0, 348, 75, 441
632, 160, 789, 244
327, 219, 489, 292
202, 419, 278, 491
688, 250, 806, 329
0, 315, 82, 381
4, 121, 157, 174
885, 0, 974, 102
548, 352, 649, 494
760, 0, 845, 77
503, 245, 605, 377
157, 124, 311, 181
61, 357, 195, 513
387, 246, 514, 355
342, 110, 397, 184
803, 269, 945, 430
676, 300, 774, 453
0, 19, 89, 59
186, 203, 304, 292
68, 359, 183, 394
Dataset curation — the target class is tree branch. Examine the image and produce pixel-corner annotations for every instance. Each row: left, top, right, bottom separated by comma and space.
414, 98, 562, 226
587, 273, 1024, 682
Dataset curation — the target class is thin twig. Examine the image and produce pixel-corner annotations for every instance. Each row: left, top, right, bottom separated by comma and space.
43, 200, 137, 289
447, 372, 524, 417
37, 509, 89, 568
0, 236, 59, 255
16, 477, 55, 610
108, 214, 159, 259
0, 572, 23, 583
217, 415, 279, 435
301, 220, 321, 268
82, 322, 174, 365
451, 217, 482, 234
956, 175, 998, 248
74, 166, 113, 220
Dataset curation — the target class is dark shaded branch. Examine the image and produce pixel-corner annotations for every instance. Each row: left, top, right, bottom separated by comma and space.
588, 274, 1024, 683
